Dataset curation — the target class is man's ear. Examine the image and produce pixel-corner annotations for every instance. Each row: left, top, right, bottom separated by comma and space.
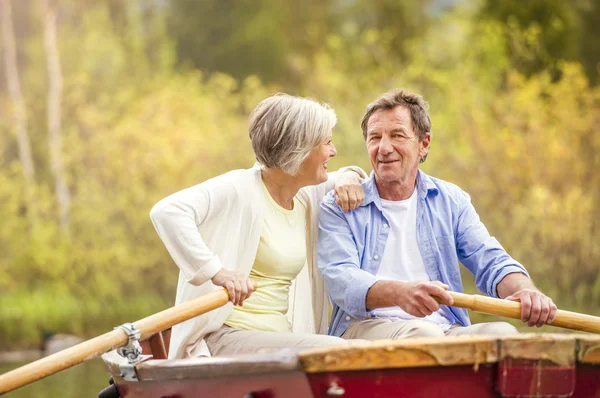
420, 132, 431, 158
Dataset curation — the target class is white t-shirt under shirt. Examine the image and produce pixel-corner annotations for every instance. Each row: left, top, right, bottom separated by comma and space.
371, 188, 453, 330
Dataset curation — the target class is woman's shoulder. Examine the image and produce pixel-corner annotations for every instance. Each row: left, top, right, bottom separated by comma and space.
154, 166, 261, 208
200, 166, 261, 190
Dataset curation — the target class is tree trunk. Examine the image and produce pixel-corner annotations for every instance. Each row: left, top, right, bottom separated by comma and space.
42, 0, 70, 233
1, 0, 37, 219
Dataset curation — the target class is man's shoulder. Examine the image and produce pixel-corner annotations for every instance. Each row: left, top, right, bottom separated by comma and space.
321, 190, 341, 210
320, 189, 373, 218
422, 172, 467, 198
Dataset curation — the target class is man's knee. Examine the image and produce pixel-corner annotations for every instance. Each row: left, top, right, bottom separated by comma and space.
395, 320, 445, 339
475, 321, 519, 336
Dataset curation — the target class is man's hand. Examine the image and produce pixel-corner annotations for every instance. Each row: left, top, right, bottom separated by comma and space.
367, 280, 454, 317
497, 272, 557, 327
505, 289, 557, 327
334, 171, 365, 212
211, 269, 256, 306
397, 281, 455, 317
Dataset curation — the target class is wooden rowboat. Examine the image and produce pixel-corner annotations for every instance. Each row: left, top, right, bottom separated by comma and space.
3, 289, 599, 396
99, 329, 600, 398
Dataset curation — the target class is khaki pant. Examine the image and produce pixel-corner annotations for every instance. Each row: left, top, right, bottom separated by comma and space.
342, 318, 518, 340
205, 325, 349, 356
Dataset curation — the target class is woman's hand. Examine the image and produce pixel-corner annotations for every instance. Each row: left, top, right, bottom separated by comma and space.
334, 171, 365, 212
211, 269, 256, 306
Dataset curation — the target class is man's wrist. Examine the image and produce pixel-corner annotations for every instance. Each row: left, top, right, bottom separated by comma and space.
497, 271, 533, 298
366, 280, 401, 310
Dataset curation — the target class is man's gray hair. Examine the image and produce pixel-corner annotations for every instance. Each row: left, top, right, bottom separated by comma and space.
361, 89, 431, 163
249, 93, 337, 175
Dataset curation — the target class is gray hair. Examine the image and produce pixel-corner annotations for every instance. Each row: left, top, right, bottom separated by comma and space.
249, 93, 337, 175
361, 89, 431, 163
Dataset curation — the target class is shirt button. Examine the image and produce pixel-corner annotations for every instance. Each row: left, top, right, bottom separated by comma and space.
383, 223, 388, 228
374, 255, 379, 260
345, 316, 351, 321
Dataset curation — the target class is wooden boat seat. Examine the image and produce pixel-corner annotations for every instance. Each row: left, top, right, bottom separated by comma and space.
140, 329, 171, 360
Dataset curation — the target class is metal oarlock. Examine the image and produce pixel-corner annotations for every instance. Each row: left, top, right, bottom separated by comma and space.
114, 323, 150, 382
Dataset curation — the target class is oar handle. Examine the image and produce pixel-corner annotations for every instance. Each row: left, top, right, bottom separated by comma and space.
0, 288, 230, 395
442, 291, 600, 334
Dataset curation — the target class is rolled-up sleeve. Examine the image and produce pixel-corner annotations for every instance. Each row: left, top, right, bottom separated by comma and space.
455, 189, 529, 298
318, 194, 377, 318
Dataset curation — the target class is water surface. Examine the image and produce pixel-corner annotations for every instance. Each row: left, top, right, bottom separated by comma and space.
1, 358, 108, 398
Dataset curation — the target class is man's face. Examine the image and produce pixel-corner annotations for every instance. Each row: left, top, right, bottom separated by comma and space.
366, 106, 430, 184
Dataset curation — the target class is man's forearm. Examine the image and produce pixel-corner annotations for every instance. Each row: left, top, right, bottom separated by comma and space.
366, 280, 455, 317
496, 272, 536, 299
366, 280, 399, 310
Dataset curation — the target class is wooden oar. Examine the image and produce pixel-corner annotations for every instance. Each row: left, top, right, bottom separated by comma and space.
441, 291, 600, 334
0, 288, 230, 395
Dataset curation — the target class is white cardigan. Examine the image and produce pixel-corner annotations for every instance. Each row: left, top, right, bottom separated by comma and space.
150, 164, 366, 358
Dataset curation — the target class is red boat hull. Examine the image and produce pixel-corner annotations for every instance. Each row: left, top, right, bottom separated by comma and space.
110, 363, 600, 398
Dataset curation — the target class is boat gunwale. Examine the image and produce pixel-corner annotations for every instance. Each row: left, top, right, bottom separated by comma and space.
101, 333, 600, 382
101, 348, 301, 382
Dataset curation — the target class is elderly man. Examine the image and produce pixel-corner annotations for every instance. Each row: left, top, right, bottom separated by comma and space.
318, 89, 557, 340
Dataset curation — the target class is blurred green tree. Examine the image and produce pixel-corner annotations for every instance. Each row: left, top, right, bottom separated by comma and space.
479, 0, 600, 84
165, 0, 435, 86
2, 0, 600, 348
166, 0, 330, 84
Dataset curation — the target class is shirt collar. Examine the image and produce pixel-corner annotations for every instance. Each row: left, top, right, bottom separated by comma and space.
416, 169, 439, 199
362, 169, 439, 210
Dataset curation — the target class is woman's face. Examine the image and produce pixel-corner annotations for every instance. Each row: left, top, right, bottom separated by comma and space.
296, 131, 337, 185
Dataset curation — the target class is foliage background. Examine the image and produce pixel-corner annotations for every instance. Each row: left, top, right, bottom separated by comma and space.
1, 0, 599, 348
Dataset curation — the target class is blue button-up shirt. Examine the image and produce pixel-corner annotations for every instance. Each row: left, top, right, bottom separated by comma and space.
318, 170, 529, 337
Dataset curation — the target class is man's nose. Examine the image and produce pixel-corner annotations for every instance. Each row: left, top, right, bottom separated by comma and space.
378, 135, 393, 154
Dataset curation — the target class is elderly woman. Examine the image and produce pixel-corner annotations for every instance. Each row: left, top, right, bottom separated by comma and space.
150, 94, 366, 359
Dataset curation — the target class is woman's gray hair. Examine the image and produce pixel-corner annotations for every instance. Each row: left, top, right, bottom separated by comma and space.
249, 93, 337, 176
